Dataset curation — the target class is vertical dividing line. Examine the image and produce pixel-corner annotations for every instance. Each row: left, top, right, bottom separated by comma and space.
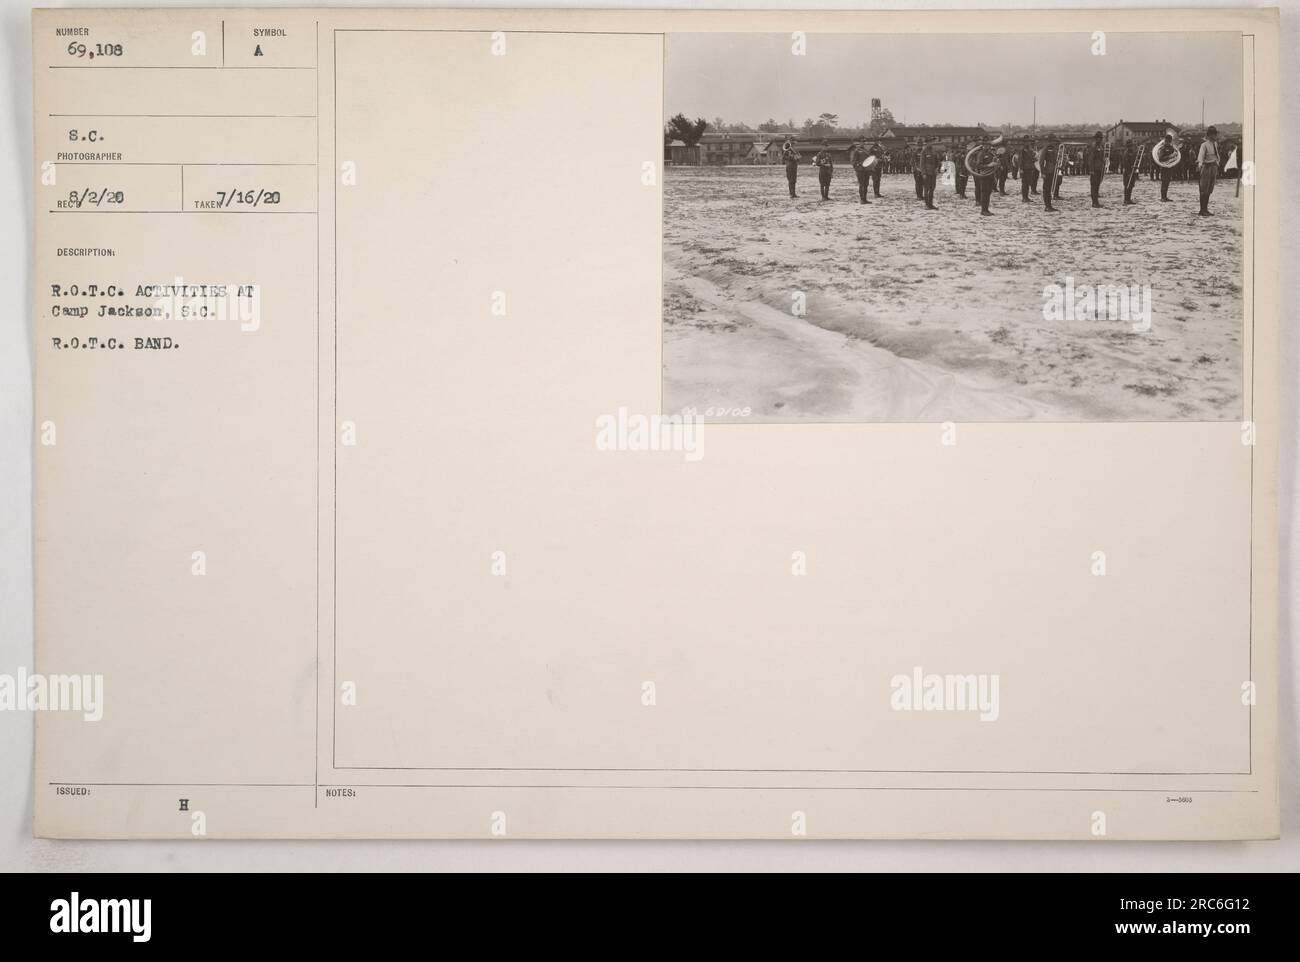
1247, 33, 1255, 774
659, 34, 665, 417
332, 31, 338, 770
314, 18, 321, 809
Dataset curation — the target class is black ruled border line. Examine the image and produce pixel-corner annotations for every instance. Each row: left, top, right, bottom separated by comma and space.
316, 17, 322, 808
331, 28, 338, 781
48, 65, 315, 69
43, 32, 1261, 796
50, 113, 318, 118
322, 29, 1260, 785
49, 781, 1259, 794
47, 29, 1259, 796
1246, 32, 1255, 777
46, 21, 324, 795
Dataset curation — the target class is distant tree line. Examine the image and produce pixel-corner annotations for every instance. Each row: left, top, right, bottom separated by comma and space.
666, 109, 1239, 144
665, 106, 903, 143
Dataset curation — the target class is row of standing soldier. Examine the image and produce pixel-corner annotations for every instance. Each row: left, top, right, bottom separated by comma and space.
779, 126, 1227, 216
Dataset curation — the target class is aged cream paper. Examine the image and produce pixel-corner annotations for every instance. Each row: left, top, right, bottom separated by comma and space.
32, 7, 1279, 838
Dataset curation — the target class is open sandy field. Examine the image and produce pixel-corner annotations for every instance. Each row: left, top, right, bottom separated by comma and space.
663, 166, 1244, 421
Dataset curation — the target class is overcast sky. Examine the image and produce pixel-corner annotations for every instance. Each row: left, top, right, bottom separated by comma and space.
665, 32, 1242, 129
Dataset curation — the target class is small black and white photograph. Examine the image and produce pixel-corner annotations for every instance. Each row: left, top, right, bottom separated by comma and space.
662, 32, 1245, 421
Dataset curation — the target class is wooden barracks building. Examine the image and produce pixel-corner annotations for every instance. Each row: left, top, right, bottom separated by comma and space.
663, 120, 1219, 168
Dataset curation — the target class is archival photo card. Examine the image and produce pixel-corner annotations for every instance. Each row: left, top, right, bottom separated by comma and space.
29, 7, 1278, 841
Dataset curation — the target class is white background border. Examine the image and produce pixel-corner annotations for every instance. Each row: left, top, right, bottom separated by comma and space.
2, 0, 1295, 871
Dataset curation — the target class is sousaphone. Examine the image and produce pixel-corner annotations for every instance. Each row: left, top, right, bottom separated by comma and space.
964, 135, 1004, 177
1151, 128, 1182, 169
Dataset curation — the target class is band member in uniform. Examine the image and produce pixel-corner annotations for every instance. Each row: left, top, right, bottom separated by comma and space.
813, 140, 834, 201
1181, 142, 1196, 182
1196, 125, 1220, 216
866, 141, 883, 197
953, 144, 970, 199
995, 147, 1009, 195
781, 139, 801, 198
1019, 139, 1037, 202
848, 139, 872, 204
1120, 138, 1140, 206
971, 135, 997, 216
1156, 134, 1177, 201
912, 139, 925, 200
920, 137, 941, 210
1087, 131, 1106, 208
1040, 135, 1060, 212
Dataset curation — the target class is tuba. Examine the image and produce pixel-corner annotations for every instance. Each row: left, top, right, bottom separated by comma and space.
965, 144, 996, 177
964, 135, 1004, 177
1151, 129, 1182, 169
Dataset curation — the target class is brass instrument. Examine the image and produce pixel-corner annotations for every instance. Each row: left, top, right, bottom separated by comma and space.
1125, 139, 1144, 191
963, 135, 1005, 177
1151, 129, 1182, 169
1036, 141, 1083, 193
